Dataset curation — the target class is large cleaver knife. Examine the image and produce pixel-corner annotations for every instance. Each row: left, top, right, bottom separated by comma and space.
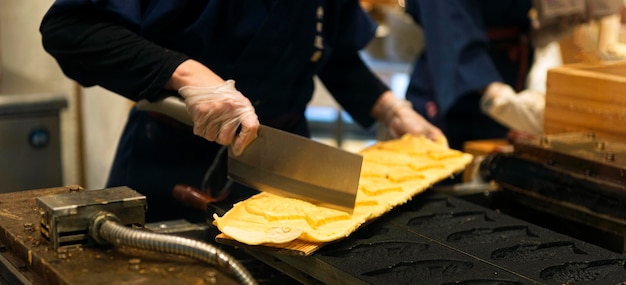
136, 97, 362, 213
228, 125, 362, 213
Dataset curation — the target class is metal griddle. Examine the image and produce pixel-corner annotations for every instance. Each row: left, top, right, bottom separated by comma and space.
481, 132, 626, 249
246, 190, 626, 285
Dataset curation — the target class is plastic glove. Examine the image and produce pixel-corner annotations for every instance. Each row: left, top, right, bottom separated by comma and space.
179, 80, 259, 155
378, 96, 447, 145
480, 82, 545, 135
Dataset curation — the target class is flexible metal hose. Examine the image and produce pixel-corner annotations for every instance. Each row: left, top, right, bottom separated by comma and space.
89, 211, 257, 285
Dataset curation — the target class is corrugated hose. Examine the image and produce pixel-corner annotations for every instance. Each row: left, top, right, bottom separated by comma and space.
89, 211, 257, 285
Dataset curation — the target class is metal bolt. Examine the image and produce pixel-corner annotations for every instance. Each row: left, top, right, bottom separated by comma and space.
128, 258, 141, 271
587, 131, 596, 139
596, 141, 606, 150
606, 152, 616, 162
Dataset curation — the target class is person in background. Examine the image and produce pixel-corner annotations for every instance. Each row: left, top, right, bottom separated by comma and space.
403, 0, 544, 151
39, 0, 444, 222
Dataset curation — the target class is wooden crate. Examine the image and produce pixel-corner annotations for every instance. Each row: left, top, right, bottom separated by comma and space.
545, 61, 626, 142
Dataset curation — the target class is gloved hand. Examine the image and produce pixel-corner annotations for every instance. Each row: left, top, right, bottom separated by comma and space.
480, 82, 545, 135
179, 80, 259, 156
377, 95, 447, 145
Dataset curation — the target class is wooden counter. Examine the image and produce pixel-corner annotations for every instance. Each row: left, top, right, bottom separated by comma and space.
0, 186, 238, 285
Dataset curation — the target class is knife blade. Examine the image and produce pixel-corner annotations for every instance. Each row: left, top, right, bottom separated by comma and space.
227, 125, 362, 213
135, 97, 362, 213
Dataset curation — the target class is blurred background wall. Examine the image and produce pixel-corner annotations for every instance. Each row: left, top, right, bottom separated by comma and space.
0, 0, 131, 190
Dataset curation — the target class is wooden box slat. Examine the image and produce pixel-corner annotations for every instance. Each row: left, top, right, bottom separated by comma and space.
545, 61, 626, 142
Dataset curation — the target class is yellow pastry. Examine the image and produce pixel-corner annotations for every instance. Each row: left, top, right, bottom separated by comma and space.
213, 134, 473, 245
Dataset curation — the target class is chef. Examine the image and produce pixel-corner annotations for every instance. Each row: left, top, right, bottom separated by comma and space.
40, 0, 444, 222
404, 0, 543, 151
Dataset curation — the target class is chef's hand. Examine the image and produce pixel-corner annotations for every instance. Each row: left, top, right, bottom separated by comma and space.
480, 82, 545, 135
179, 80, 259, 156
373, 91, 447, 145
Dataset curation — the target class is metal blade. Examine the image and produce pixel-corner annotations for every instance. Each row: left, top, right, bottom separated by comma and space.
227, 125, 362, 213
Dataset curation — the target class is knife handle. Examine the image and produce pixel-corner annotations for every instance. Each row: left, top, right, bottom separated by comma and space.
172, 184, 214, 213
135, 97, 192, 126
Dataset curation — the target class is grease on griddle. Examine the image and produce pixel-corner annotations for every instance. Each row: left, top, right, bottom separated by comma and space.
446, 226, 539, 244
491, 241, 587, 262
407, 211, 495, 229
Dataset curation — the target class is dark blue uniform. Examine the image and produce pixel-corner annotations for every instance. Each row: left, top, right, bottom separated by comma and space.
405, 0, 533, 150
41, 0, 389, 222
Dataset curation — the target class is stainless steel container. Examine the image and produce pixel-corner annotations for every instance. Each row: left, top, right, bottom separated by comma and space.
0, 93, 67, 192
